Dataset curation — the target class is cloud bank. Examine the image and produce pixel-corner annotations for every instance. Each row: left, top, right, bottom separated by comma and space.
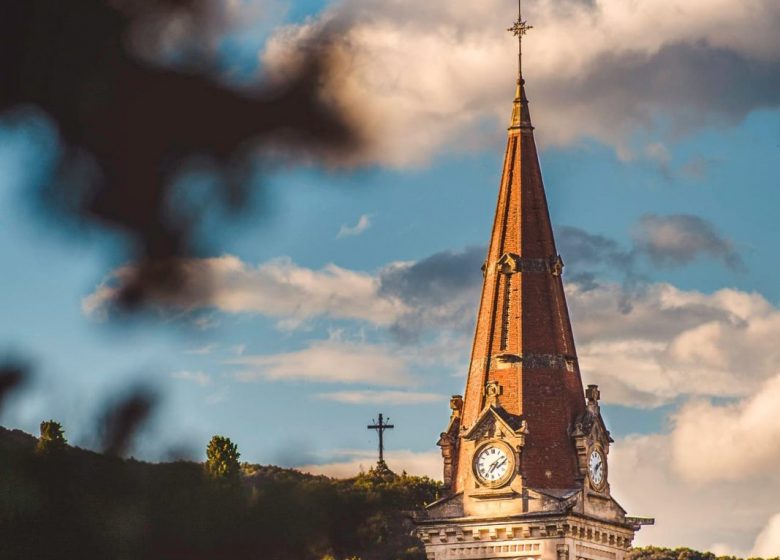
262, 0, 780, 166
570, 282, 780, 406
670, 373, 780, 483
752, 514, 780, 558
83, 255, 407, 327
297, 449, 441, 479
231, 336, 413, 386
610, 433, 780, 553
84, 218, 764, 408
633, 214, 743, 269
314, 390, 445, 406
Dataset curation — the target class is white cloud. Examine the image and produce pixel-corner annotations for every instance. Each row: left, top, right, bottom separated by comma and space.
171, 370, 212, 387
337, 214, 372, 238
314, 390, 445, 405
569, 282, 780, 407
192, 315, 220, 330
670, 373, 780, 483
606, 374, 780, 552
206, 386, 230, 405
609, 433, 780, 552
230, 336, 413, 386
297, 449, 441, 479
184, 343, 218, 355
262, 0, 780, 167
85, 250, 780, 409
83, 255, 407, 328
751, 514, 780, 557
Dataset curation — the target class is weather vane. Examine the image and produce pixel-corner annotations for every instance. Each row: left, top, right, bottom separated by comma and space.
508, 0, 533, 80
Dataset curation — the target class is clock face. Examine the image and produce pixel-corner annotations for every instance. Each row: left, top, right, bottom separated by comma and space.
588, 449, 605, 488
475, 445, 511, 484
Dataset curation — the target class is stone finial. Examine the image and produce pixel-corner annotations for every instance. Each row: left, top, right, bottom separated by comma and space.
586, 385, 600, 405
450, 395, 464, 418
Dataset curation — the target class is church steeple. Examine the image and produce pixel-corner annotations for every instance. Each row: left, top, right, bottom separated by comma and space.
417, 7, 649, 556
451, 3, 587, 494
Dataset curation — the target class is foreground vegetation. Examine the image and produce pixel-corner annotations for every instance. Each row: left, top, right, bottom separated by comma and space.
0, 426, 441, 560
3, 426, 779, 560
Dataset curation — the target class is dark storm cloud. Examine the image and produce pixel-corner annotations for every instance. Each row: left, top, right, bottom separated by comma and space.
633, 214, 743, 270
1, 0, 358, 313
557, 226, 635, 274
556, 226, 641, 303
542, 39, 780, 142
378, 247, 484, 342
379, 246, 485, 306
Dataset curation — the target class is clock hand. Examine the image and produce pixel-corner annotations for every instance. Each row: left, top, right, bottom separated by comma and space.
490, 457, 507, 474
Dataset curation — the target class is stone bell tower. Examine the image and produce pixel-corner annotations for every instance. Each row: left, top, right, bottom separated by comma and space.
414, 3, 652, 559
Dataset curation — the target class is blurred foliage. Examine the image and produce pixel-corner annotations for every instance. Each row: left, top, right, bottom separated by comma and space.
205, 435, 240, 480
36, 420, 67, 455
628, 547, 780, 560
0, 425, 440, 560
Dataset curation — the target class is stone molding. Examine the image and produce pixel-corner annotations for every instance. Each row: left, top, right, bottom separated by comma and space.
418, 519, 633, 550
416, 515, 635, 560
491, 354, 578, 371
495, 253, 566, 275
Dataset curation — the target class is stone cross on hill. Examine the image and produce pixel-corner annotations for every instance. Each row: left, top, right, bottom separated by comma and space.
367, 413, 394, 464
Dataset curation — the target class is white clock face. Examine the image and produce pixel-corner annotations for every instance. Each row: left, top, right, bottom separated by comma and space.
476, 445, 511, 483
588, 449, 605, 487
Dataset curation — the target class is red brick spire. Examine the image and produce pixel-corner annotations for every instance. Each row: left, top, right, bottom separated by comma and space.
453, 77, 587, 492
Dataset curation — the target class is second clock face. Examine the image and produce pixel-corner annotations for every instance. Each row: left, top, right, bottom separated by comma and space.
475, 445, 511, 483
588, 449, 605, 488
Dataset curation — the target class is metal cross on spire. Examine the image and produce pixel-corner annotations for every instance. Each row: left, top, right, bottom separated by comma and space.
367, 413, 394, 463
508, 0, 533, 80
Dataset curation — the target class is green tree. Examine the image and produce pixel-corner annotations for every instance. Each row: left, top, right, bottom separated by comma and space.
36, 420, 67, 454
206, 435, 241, 480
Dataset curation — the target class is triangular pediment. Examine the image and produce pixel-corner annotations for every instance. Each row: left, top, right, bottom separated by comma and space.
463, 405, 526, 442
573, 407, 613, 445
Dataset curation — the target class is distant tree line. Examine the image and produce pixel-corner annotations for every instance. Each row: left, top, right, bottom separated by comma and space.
0, 422, 440, 560
628, 547, 779, 560
4, 421, 779, 560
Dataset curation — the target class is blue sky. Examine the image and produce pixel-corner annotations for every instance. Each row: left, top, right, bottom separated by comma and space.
3, 0, 780, 554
